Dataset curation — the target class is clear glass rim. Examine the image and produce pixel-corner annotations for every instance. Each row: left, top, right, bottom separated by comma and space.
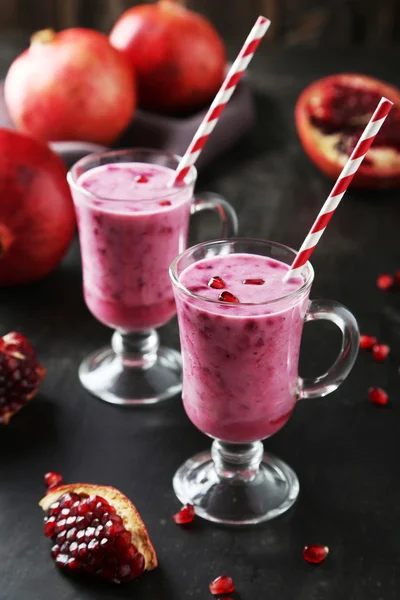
67, 147, 197, 205
170, 238, 314, 307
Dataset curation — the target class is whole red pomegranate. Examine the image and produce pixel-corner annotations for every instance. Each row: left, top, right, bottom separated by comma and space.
0, 129, 75, 285
110, 0, 226, 114
295, 73, 400, 188
5, 28, 136, 145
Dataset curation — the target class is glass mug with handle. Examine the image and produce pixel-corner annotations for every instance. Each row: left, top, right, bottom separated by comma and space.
170, 238, 359, 525
68, 149, 238, 406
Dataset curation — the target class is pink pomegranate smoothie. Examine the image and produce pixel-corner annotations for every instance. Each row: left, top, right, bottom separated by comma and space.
175, 254, 309, 443
73, 163, 192, 331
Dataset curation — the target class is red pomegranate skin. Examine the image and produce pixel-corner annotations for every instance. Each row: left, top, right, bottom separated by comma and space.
0, 129, 76, 285
109, 1, 226, 114
5, 28, 136, 145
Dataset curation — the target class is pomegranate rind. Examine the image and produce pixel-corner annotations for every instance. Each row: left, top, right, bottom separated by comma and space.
39, 483, 157, 571
295, 73, 400, 188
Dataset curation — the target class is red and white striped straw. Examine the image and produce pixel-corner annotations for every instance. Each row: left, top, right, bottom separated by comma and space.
284, 96, 393, 281
173, 15, 271, 184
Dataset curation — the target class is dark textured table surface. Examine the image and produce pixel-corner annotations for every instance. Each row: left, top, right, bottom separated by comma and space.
0, 34, 400, 600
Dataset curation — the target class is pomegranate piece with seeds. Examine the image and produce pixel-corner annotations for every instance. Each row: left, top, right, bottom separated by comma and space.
303, 544, 329, 564
40, 483, 157, 583
372, 344, 390, 362
377, 274, 394, 291
369, 387, 388, 406
208, 276, 226, 290
0, 332, 45, 425
209, 575, 235, 595
44, 472, 63, 490
359, 335, 377, 350
219, 291, 240, 303
295, 74, 400, 188
173, 504, 195, 525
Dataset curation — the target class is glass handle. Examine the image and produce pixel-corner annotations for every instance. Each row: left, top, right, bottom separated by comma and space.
191, 192, 238, 237
298, 299, 360, 400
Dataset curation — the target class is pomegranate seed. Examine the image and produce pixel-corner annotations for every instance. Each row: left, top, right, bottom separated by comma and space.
369, 387, 388, 406
219, 291, 240, 303
243, 278, 265, 285
372, 344, 390, 362
209, 575, 235, 595
377, 274, 394, 290
134, 175, 148, 183
173, 504, 195, 525
208, 276, 226, 290
303, 544, 329, 564
44, 517, 57, 537
43, 491, 145, 583
395, 271, 400, 284
359, 335, 377, 350
159, 200, 171, 206
44, 471, 63, 489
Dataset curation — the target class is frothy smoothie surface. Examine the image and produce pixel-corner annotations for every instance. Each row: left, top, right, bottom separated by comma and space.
78, 163, 182, 207
179, 254, 304, 307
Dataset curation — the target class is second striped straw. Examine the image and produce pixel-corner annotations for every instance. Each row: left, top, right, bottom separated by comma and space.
284, 96, 394, 281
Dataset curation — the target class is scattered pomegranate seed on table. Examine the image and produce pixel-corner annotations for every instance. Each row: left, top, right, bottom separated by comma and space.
44, 472, 63, 489
209, 575, 235, 595
243, 278, 265, 285
173, 504, 195, 525
219, 291, 240, 303
376, 274, 394, 290
369, 387, 389, 406
359, 335, 378, 350
395, 271, 400, 284
372, 344, 390, 362
208, 276, 226, 290
303, 544, 329, 564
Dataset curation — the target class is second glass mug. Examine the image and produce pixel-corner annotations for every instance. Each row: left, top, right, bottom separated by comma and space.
170, 238, 360, 525
67, 148, 238, 405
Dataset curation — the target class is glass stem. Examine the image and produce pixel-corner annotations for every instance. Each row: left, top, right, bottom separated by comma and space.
211, 440, 264, 482
111, 329, 159, 369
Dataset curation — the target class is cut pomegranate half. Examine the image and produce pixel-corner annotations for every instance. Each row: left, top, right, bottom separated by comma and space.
0, 332, 45, 425
40, 484, 157, 583
295, 74, 400, 188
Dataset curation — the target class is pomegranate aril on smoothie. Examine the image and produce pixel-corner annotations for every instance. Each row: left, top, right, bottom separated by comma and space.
134, 174, 149, 183
219, 291, 240, 303
159, 200, 171, 206
243, 278, 265, 285
208, 276, 226, 289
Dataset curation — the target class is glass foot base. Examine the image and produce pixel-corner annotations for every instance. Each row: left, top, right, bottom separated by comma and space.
79, 345, 182, 406
173, 447, 299, 525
